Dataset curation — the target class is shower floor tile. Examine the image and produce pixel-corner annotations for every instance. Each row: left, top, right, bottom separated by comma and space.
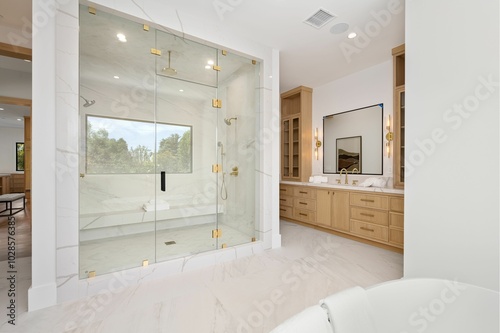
79, 223, 252, 278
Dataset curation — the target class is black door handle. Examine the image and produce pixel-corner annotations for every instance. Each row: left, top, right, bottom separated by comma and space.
161, 171, 166, 191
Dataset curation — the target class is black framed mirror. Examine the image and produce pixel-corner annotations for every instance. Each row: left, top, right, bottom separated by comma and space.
323, 104, 383, 175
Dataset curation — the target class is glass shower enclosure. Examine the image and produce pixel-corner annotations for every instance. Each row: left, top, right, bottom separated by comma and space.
78, 6, 260, 278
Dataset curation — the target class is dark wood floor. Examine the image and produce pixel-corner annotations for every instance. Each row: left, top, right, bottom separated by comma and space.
0, 200, 31, 261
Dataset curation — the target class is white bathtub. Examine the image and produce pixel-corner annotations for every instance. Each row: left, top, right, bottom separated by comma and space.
271, 278, 499, 333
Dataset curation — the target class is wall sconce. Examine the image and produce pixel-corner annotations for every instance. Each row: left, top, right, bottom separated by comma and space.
385, 115, 394, 158
315, 128, 322, 160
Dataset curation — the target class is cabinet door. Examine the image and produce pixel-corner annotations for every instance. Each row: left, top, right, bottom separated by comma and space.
332, 191, 350, 232
282, 118, 291, 178
316, 190, 332, 227
394, 88, 405, 188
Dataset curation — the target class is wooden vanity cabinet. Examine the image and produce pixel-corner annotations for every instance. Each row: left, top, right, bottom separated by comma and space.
280, 184, 404, 252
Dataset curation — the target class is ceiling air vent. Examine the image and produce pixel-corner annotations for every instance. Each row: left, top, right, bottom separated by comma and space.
304, 9, 336, 29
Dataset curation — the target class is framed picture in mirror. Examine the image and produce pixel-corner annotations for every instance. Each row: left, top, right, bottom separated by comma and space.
336, 136, 361, 172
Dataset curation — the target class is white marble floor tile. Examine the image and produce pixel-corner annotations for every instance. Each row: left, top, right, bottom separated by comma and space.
0, 221, 403, 332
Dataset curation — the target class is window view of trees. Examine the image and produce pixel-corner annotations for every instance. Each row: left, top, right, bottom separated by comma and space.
86, 116, 192, 174
16, 142, 24, 171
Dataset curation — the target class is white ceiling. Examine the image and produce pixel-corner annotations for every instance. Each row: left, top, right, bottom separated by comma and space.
0, 0, 404, 126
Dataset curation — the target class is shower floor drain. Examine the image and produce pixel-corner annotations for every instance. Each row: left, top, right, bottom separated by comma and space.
164, 241, 176, 246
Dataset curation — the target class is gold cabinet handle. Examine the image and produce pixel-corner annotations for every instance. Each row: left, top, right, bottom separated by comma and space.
280, 208, 286, 211
299, 202, 307, 205
360, 226, 375, 232
360, 199, 375, 203
299, 213, 308, 217
360, 213, 375, 217
280, 198, 286, 201
299, 191, 308, 194
280, 189, 286, 192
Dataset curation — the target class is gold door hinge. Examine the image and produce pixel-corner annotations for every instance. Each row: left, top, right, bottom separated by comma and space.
221, 243, 227, 248
142, 259, 149, 267
88, 7, 96, 15
150, 48, 162, 56
212, 229, 222, 238
213, 65, 221, 71
252, 59, 257, 65
221, 50, 227, 56
88, 271, 96, 278
212, 164, 222, 173
212, 99, 222, 108
143, 24, 150, 31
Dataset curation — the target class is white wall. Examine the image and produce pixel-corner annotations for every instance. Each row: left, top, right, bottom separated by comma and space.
312, 60, 393, 184
0, 68, 32, 99
0, 127, 24, 173
405, 0, 499, 291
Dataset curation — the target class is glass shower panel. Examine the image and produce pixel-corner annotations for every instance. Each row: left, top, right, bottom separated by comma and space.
216, 52, 260, 246
154, 30, 220, 261
79, 6, 157, 278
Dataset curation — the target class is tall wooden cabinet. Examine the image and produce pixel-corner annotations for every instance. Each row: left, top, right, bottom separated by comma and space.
392, 44, 405, 189
281, 86, 312, 182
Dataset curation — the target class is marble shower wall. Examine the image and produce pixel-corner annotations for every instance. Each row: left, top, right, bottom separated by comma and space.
47, 0, 279, 305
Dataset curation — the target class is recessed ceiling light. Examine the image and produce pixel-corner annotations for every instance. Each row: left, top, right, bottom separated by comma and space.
116, 33, 127, 42
348, 32, 357, 39
179, 89, 184, 92
17, 118, 22, 121
330, 23, 349, 34
0, 108, 4, 110
24, 59, 31, 63
205, 65, 211, 69
113, 75, 119, 79
207, 60, 214, 65
269, 75, 273, 79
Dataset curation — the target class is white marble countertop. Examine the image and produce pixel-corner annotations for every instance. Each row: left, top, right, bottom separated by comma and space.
280, 181, 404, 195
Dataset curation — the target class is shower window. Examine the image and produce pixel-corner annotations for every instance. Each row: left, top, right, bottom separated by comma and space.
86, 115, 192, 174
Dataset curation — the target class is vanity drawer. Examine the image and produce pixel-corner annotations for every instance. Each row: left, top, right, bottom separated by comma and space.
293, 187, 317, 199
390, 197, 404, 213
350, 220, 389, 242
280, 185, 293, 196
279, 195, 293, 207
293, 198, 316, 211
280, 205, 293, 219
350, 207, 388, 226
293, 208, 316, 224
389, 212, 404, 229
350, 193, 388, 210
389, 228, 404, 247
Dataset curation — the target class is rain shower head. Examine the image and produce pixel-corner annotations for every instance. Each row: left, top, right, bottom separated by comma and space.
162, 50, 177, 76
224, 117, 237, 125
80, 95, 95, 107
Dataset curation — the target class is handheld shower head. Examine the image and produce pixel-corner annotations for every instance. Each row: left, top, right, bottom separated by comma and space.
224, 117, 237, 125
80, 95, 95, 107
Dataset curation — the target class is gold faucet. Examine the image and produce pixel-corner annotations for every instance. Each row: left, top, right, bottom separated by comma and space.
351, 168, 359, 185
339, 168, 348, 184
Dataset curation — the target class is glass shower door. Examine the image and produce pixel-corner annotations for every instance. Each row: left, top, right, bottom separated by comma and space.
216, 51, 260, 247
154, 30, 220, 262
79, 6, 157, 278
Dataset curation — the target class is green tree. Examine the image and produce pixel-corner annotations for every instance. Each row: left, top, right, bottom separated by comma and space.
157, 131, 191, 173
130, 145, 154, 173
87, 123, 132, 173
